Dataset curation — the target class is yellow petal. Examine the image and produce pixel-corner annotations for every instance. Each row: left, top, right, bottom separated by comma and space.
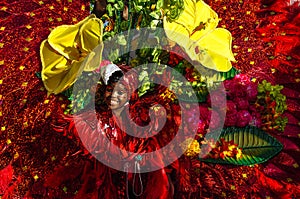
190, 28, 235, 72
163, 0, 234, 72
51, 60, 85, 94
164, 20, 191, 52
164, 0, 218, 38
40, 40, 69, 93
41, 15, 104, 94
53, 46, 105, 93
47, 15, 97, 60
41, 40, 85, 94
79, 17, 104, 71
170, 0, 197, 35
192, 0, 218, 38
79, 17, 103, 54
82, 44, 104, 71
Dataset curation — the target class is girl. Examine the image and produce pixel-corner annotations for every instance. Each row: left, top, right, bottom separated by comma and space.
56, 63, 174, 199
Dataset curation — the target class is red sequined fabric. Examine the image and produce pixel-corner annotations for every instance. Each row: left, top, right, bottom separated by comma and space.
0, 0, 299, 198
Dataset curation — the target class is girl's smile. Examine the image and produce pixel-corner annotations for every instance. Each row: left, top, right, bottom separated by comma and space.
104, 82, 128, 116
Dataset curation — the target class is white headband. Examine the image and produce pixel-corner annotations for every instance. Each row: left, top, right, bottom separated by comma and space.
100, 63, 123, 85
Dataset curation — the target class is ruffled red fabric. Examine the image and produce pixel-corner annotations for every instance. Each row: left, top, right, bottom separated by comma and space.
53, 106, 174, 199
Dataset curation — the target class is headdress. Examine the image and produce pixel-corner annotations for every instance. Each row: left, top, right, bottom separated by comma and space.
100, 63, 123, 85
100, 63, 139, 103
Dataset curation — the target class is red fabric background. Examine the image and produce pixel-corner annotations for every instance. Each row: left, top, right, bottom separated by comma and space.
0, 0, 299, 198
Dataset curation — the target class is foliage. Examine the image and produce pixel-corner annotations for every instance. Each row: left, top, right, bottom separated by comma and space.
257, 80, 288, 132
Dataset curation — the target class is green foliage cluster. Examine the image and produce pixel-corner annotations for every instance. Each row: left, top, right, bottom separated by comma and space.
257, 80, 288, 132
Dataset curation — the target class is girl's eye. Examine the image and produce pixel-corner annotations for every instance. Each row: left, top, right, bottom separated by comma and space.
117, 90, 125, 95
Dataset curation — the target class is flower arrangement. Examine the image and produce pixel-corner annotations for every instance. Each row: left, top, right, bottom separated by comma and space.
38, 0, 288, 166
202, 138, 242, 160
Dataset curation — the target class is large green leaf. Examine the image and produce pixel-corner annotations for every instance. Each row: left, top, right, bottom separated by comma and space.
199, 126, 283, 166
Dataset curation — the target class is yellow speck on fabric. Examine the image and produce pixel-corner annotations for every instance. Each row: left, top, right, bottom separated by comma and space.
1, 7, 8, 11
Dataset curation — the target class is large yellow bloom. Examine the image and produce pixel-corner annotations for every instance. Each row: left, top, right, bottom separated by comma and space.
164, 0, 235, 72
40, 15, 103, 94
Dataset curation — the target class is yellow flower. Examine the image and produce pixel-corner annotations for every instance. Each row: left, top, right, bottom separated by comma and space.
181, 138, 201, 157
160, 88, 176, 101
236, 148, 242, 159
40, 14, 104, 94
163, 0, 235, 72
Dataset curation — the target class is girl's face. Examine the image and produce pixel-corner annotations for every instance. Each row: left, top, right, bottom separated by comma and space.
104, 82, 128, 111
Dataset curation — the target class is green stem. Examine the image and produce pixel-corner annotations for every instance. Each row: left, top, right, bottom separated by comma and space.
126, 0, 133, 65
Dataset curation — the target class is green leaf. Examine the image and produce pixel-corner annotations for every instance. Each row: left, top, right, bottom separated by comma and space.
117, 35, 127, 45
150, 11, 160, 19
199, 126, 283, 166
133, 2, 143, 12
108, 48, 119, 61
156, 0, 163, 9
114, 1, 124, 10
208, 67, 239, 84
106, 4, 114, 17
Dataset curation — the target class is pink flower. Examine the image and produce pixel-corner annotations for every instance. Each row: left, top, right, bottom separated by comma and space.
225, 113, 237, 127
246, 82, 258, 102
224, 74, 255, 100
224, 79, 234, 90
236, 110, 252, 127
249, 112, 262, 128
223, 80, 235, 99
226, 100, 237, 114
234, 74, 251, 85
249, 104, 264, 113
234, 84, 247, 98
234, 97, 249, 110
